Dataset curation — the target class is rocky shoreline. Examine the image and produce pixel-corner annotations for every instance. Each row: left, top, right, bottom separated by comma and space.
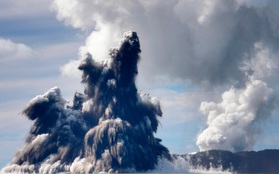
180, 149, 279, 173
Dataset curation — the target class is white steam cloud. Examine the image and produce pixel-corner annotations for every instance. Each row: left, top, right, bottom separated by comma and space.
197, 42, 277, 152
197, 78, 275, 152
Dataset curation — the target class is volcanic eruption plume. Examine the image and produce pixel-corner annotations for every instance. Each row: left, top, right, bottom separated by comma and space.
2, 31, 170, 173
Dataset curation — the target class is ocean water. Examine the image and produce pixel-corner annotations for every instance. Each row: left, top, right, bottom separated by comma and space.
0, 157, 233, 174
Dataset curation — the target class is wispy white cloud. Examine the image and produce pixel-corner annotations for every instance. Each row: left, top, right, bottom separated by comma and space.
0, 38, 37, 62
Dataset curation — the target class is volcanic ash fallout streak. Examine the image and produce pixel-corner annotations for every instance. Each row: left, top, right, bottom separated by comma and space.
2, 31, 171, 173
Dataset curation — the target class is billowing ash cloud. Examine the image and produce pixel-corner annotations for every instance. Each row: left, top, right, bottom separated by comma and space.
52, 0, 279, 86
2, 31, 170, 173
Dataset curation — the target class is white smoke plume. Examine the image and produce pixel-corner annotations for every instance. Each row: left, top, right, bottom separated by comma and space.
197, 42, 277, 152
197, 78, 275, 152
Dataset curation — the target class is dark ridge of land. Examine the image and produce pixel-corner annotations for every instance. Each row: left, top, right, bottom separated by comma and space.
180, 149, 279, 173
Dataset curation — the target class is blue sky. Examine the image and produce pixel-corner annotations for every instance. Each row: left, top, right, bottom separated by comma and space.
2, 0, 279, 168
